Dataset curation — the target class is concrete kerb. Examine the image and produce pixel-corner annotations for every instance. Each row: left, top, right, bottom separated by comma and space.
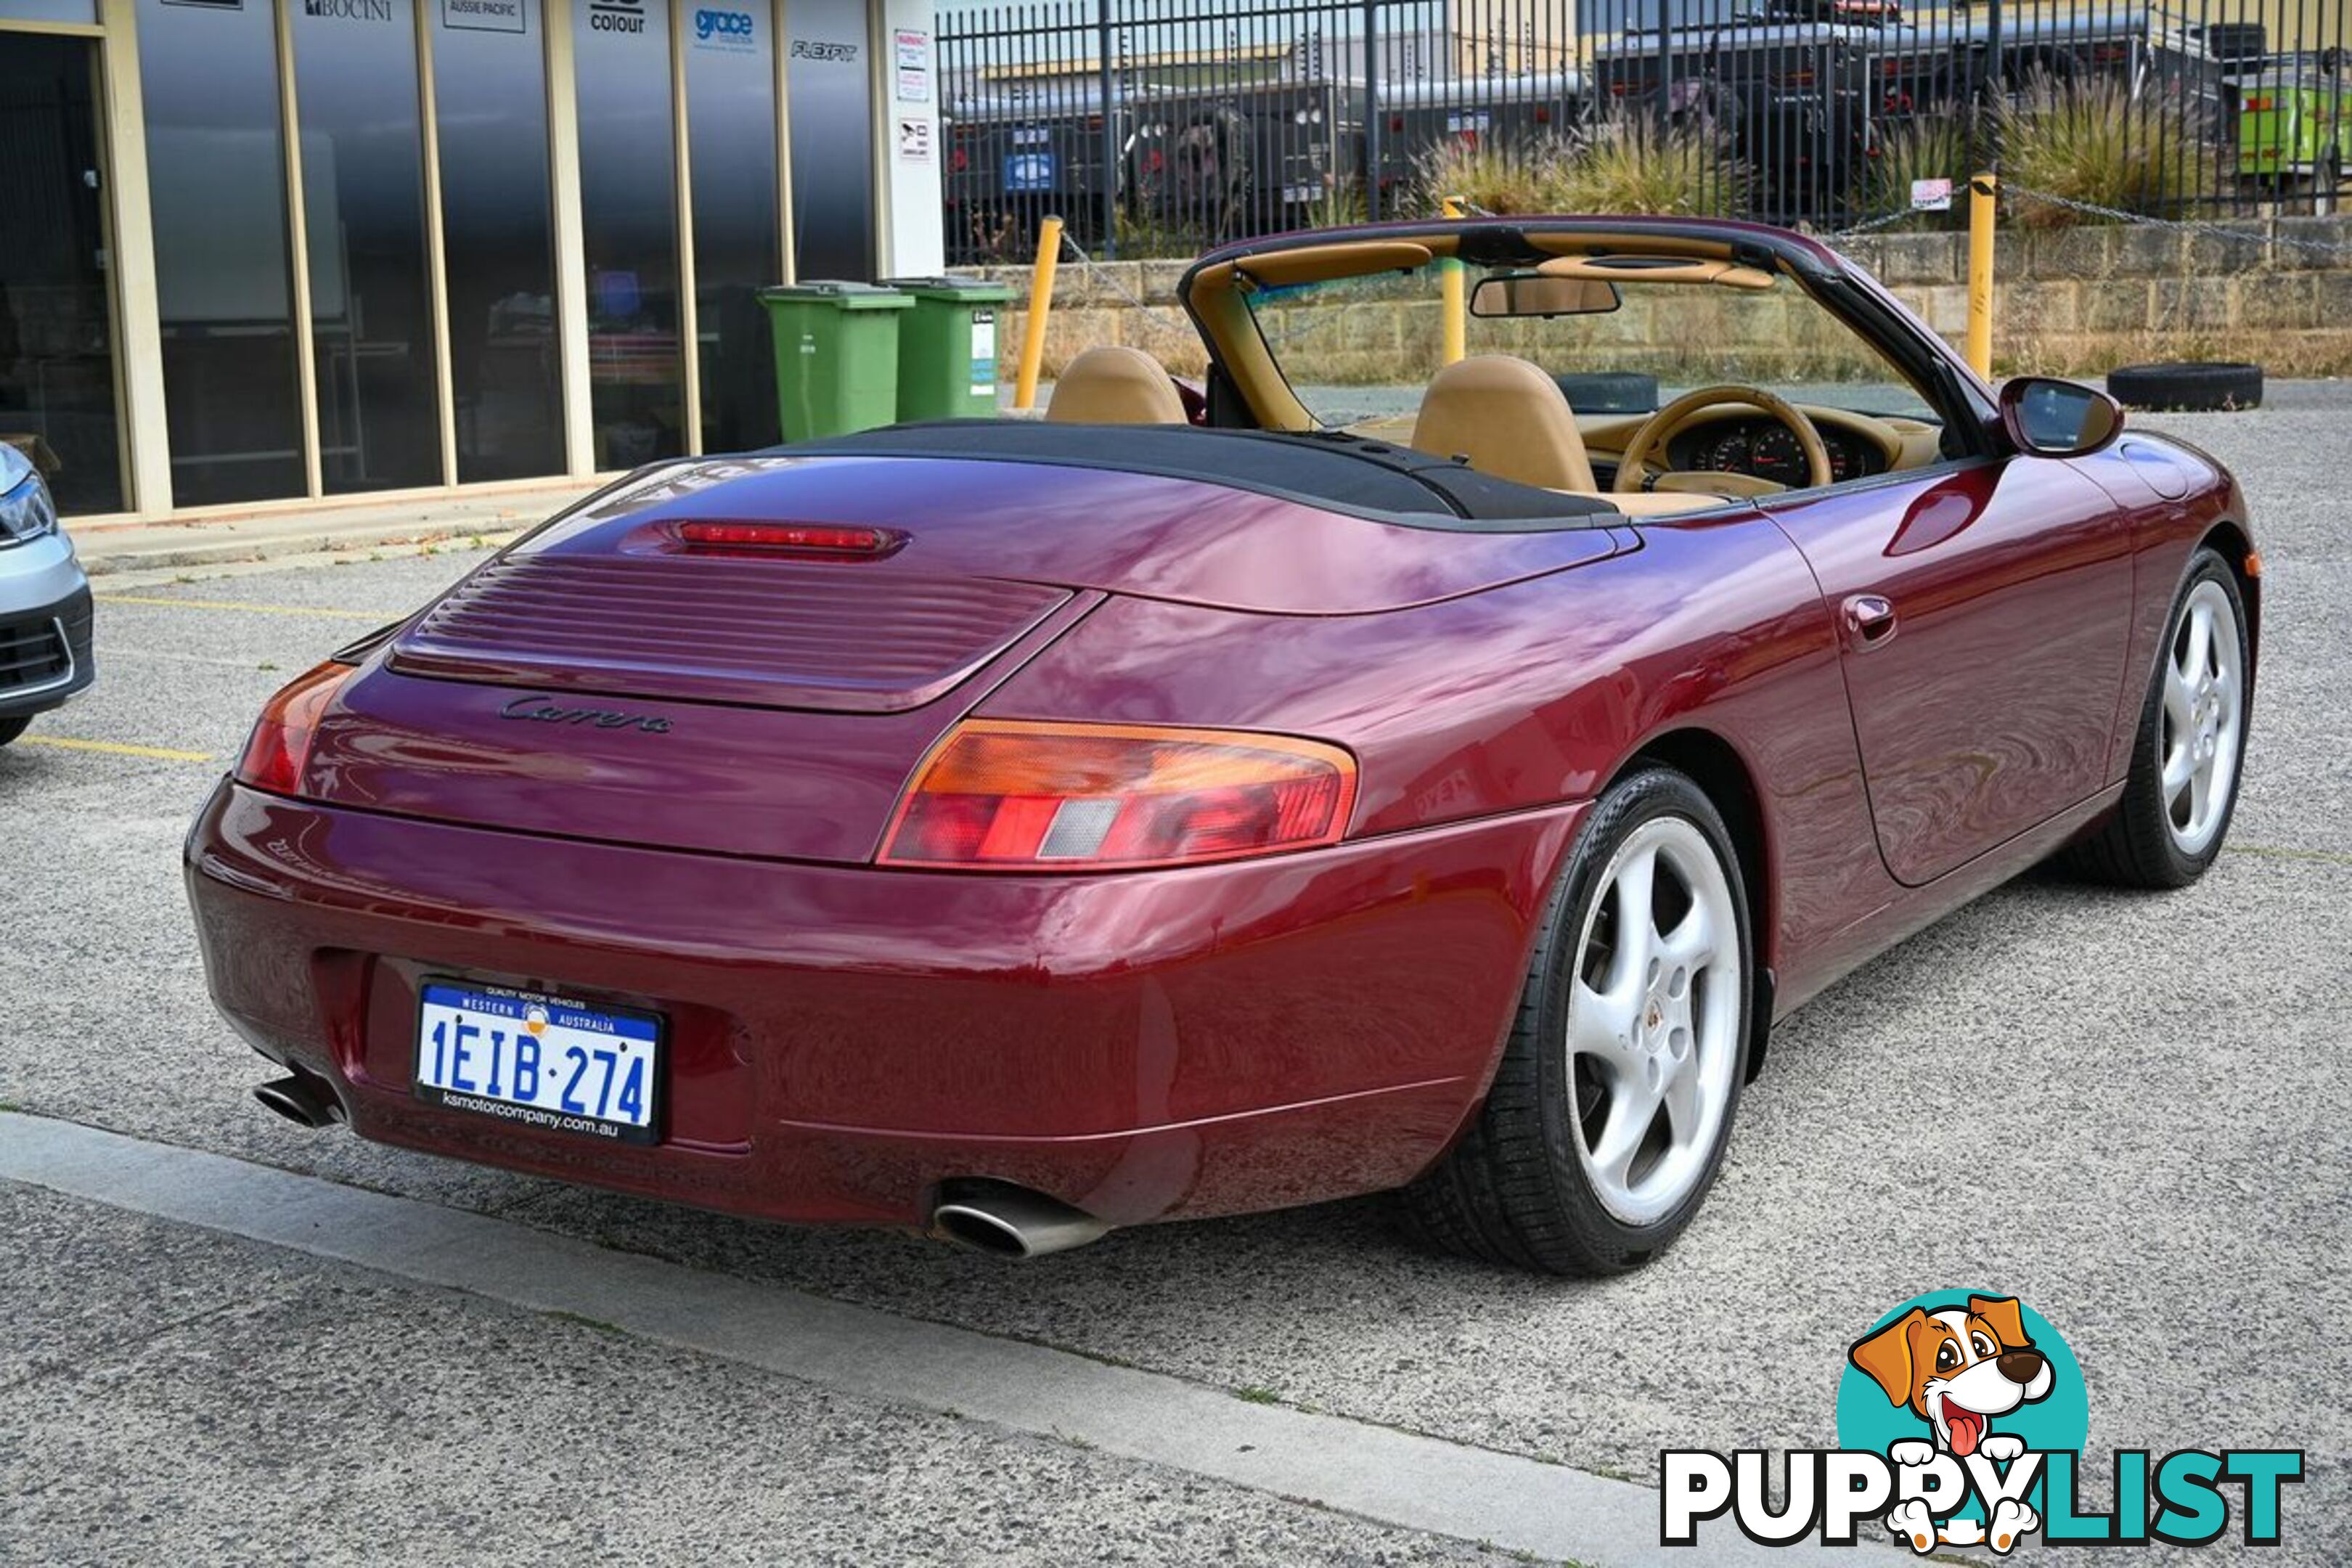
0, 1110, 1912, 1568
68, 483, 595, 577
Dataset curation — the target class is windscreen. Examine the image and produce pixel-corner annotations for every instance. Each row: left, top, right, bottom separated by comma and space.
1239, 264, 1943, 433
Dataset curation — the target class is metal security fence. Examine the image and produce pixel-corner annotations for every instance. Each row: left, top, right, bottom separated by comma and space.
937, 0, 2352, 259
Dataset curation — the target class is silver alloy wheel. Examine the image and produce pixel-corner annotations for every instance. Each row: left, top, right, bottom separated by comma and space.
1564, 815, 1743, 1226
2160, 578, 2245, 857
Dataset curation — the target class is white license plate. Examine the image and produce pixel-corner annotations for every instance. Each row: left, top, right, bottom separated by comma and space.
415, 980, 661, 1145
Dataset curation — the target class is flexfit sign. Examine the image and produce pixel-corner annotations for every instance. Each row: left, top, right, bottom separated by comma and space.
1661, 1292, 2304, 1554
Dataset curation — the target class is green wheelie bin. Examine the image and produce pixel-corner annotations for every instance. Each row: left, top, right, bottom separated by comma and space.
879, 276, 1017, 422
758, 281, 913, 441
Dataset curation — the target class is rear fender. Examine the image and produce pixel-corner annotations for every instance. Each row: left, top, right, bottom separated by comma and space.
984, 512, 1885, 1008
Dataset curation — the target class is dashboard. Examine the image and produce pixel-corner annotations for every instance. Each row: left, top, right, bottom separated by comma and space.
1664, 417, 1887, 486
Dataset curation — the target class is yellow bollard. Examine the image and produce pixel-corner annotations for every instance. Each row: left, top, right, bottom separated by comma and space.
1440, 196, 1466, 367
1965, 172, 1997, 380
1013, 213, 1063, 412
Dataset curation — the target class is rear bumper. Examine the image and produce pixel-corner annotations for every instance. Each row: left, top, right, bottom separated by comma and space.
186, 783, 1585, 1229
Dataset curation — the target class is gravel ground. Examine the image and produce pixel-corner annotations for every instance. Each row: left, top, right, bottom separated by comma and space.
0, 1183, 1501, 1568
6, 388, 2347, 1561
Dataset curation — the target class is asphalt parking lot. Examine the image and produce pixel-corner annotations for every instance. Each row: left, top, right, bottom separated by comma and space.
4, 389, 2348, 1565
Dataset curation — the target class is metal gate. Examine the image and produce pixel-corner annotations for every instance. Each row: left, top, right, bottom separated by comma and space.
940, 0, 2349, 259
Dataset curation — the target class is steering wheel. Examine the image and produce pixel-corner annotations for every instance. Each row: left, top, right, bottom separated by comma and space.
1612, 384, 1833, 494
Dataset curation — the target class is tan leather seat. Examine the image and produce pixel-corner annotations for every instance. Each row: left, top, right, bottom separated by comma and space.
1046, 346, 1188, 425
1411, 354, 1598, 493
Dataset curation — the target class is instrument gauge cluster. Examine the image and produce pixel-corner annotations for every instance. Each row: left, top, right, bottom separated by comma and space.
1670, 417, 1878, 486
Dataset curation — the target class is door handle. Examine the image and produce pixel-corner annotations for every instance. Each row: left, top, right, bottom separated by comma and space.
1843, 593, 1898, 649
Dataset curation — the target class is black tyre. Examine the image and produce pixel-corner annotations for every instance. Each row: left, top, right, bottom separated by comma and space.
2062, 549, 2250, 888
2107, 362, 2263, 413
1402, 768, 1754, 1275
1553, 371, 1659, 415
0, 716, 28, 748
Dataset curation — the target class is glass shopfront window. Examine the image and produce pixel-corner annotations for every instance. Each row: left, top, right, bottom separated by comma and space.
137, 0, 307, 506
293, 0, 442, 493
685, 0, 780, 452
0, 0, 99, 24
93, 0, 896, 510
574, 0, 684, 467
0, 33, 126, 515
433, 0, 563, 481
785, 0, 875, 284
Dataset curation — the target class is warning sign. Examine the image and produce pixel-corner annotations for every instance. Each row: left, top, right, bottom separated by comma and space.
1909, 177, 1953, 212
894, 27, 930, 102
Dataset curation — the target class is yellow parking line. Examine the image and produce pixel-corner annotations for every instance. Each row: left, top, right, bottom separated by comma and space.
95, 594, 385, 622
17, 735, 216, 763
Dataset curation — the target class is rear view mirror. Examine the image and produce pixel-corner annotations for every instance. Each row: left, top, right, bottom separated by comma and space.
1469, 272, 1621, 319
2000, 377, 2124, 457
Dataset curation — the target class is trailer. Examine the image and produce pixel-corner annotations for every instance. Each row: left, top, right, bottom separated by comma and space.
1124, 78, 1367, 241
943, 86, 1128, 263
1366, 71, 1593, 211
1593, 20, 1882, 221
1872, 8, 2230, 131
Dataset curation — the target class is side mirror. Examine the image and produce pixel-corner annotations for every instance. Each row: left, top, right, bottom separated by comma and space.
1999, 377, 2124, 457
1469, 271, 1622, 319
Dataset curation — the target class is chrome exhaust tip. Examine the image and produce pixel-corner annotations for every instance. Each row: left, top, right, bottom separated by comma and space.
931, 1180, 1111, 1259
253, 1074, 343, 1130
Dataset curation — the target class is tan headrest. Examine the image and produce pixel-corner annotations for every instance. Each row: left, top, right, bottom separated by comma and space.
1411, 355, 1596, 493
1046, 346, 1188, 425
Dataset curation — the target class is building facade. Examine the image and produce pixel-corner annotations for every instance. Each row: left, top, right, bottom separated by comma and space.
1, 0, 945, 520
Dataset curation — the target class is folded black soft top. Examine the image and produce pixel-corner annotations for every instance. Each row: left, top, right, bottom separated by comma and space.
783, 421, 1621, 532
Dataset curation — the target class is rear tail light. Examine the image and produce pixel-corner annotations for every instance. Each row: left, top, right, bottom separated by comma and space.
235, 660, 357, 798
880, 720, 1357, 871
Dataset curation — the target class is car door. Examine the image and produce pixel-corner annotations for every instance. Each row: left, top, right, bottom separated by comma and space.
1765, 455, 2134, 886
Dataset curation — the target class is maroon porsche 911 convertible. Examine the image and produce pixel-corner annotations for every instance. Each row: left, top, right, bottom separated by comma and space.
187, 216, 2257, 1274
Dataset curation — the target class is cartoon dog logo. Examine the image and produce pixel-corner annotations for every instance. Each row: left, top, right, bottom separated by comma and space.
1848, 1294, 2053, 1553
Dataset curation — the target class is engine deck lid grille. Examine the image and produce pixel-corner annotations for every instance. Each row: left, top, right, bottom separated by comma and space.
389, 554, 1071, 713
